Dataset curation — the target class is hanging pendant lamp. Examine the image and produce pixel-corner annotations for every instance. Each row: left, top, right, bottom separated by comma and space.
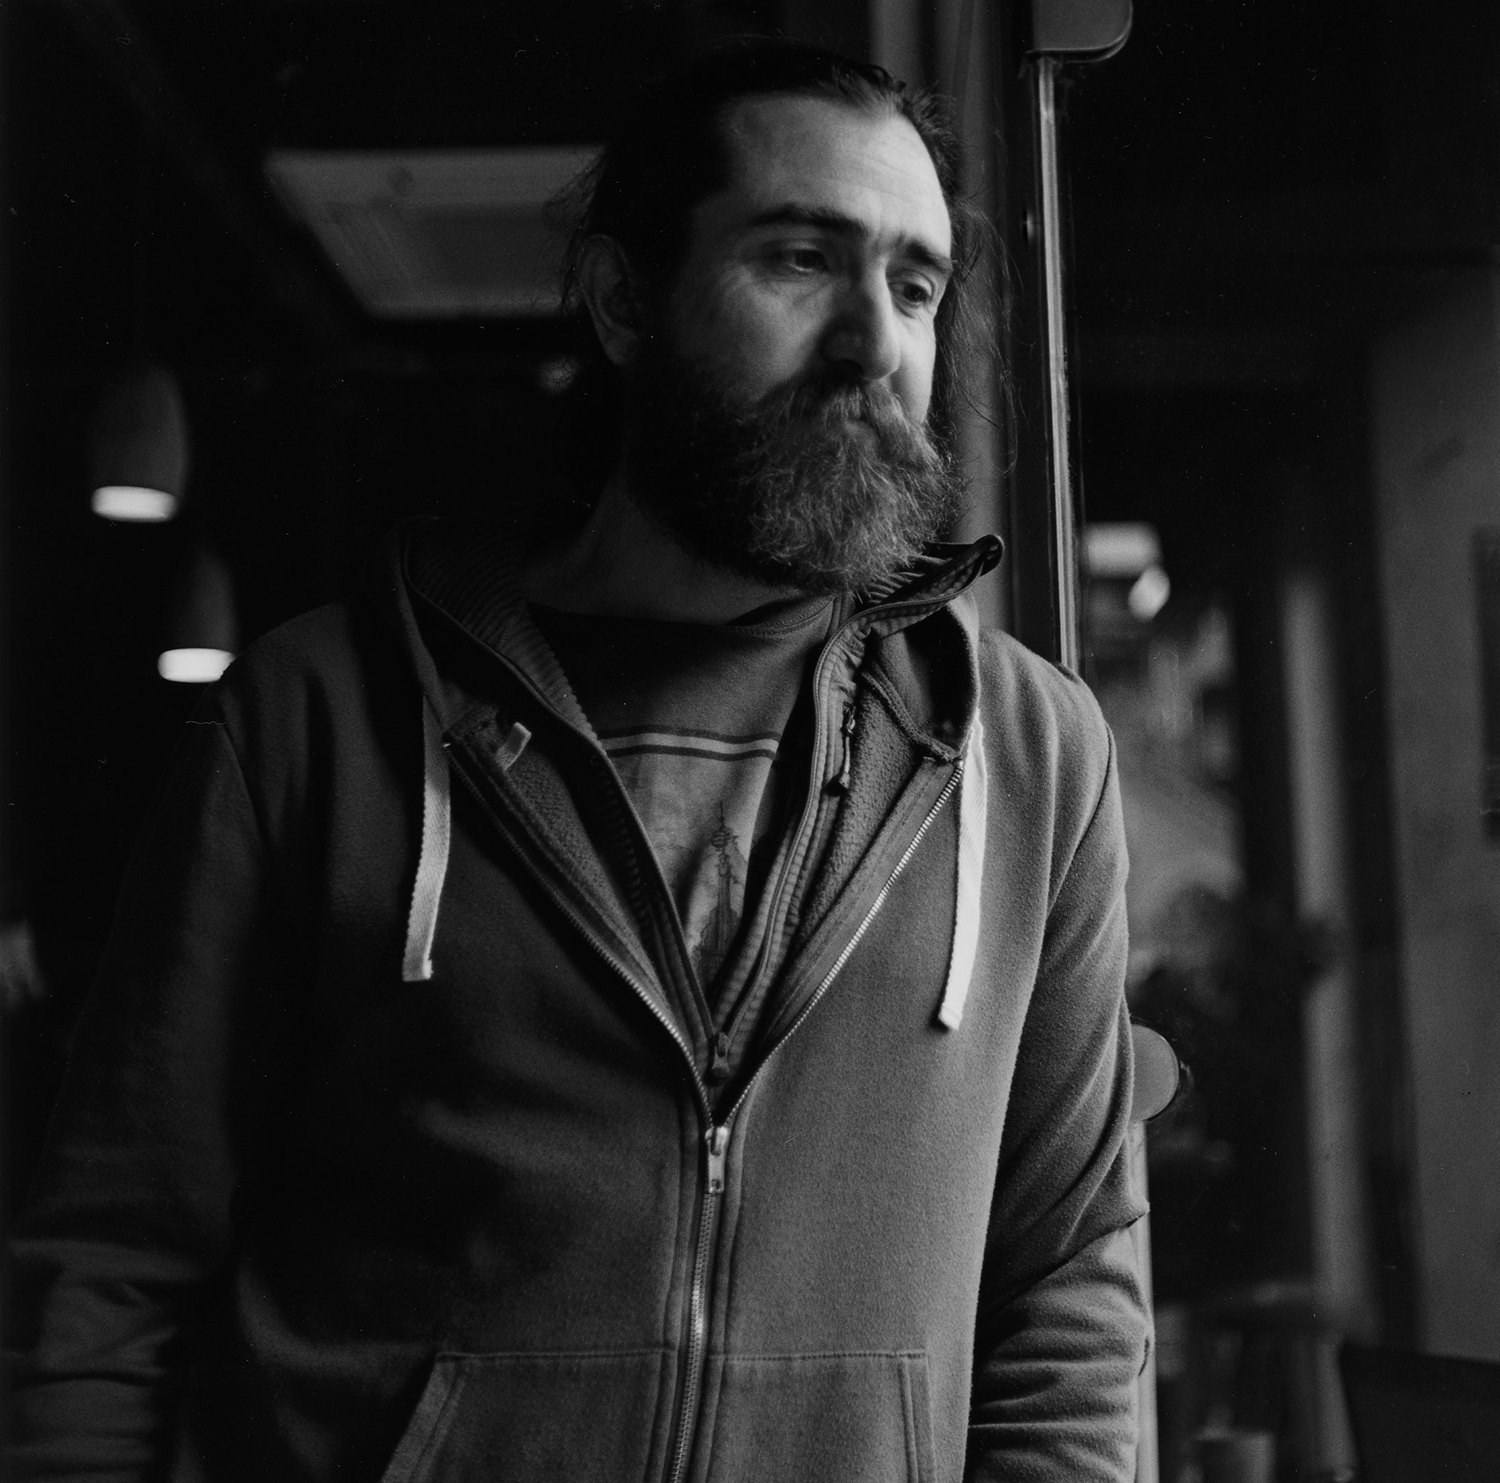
89, 362, 190, 522
157, 542, 236, 683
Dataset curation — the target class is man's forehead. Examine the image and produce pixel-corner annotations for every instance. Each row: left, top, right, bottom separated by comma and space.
709, 93, 952, 258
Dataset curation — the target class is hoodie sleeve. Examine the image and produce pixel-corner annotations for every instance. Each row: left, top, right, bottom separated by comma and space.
8, 705, 312, 1481
966, 723, 1150, 1482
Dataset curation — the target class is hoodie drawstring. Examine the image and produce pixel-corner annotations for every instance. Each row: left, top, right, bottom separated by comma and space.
403, 703, 531, 982
937, 713, 988, 1030
403, 702, 452, 983
400, 682, 984, 1005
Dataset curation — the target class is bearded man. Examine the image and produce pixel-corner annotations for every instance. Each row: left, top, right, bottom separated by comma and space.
11, 41, 1148, 1483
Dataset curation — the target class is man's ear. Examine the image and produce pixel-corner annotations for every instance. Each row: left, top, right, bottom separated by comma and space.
576, 236, 645, 368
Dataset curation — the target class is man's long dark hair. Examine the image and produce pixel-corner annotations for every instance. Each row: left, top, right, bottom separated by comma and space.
552, 38, 991, 495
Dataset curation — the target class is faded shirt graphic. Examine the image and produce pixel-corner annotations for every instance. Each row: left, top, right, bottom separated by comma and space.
530, 595, 833, 1006
599, 727, 779, 984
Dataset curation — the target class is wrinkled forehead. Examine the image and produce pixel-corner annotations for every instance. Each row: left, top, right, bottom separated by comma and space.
705, 92, 953, 260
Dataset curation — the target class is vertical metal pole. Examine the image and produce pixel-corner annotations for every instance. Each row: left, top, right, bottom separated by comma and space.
1034, 56, 1082, 673
1032, 51, 1158, 1483
932, 0, 1008, 631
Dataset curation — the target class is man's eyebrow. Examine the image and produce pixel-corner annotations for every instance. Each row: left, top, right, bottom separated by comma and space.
744, 204, 954, 277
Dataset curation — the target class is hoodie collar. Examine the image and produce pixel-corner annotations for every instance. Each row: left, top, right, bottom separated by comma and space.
396, 516, 596, 738
385, 515, 1002, 732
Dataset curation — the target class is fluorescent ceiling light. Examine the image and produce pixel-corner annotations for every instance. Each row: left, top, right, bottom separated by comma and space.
92, 485, 179, 522
158, 648, 234, 684
1083, 522, 1163, 579
266, 146, 598, 319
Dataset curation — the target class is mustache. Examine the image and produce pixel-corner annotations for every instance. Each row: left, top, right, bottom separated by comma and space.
746, 372, 941, 479
762, 371, 914, 432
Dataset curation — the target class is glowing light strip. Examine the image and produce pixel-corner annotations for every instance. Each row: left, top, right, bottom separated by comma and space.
92, 486, 179, 522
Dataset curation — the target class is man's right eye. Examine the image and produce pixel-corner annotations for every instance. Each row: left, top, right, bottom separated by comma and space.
777, 246, 828, 273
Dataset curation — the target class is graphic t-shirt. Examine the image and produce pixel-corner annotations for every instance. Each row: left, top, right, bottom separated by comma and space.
529, 595, 834, 1011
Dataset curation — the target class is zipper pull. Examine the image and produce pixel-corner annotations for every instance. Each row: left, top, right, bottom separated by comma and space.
831, 704, 857, 793
707, 1031, 731, 1085
705, 1125, 729, 1194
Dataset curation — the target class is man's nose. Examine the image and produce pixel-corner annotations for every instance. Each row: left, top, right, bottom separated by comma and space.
820, 276, 901, 383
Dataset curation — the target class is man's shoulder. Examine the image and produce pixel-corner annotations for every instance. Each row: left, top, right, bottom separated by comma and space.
975, 627, 1111, 749
206, 600, 406, 757
216, 602, 367, 702
973, 625, 1114, 812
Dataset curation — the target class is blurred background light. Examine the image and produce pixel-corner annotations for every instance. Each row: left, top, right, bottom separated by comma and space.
1084, 521, 1163, 579
1128, 564, 1173, 622
90, 485, 179, 522
157, 648, 234, 684
537, 356, 581, 395
89, 364, 190, 521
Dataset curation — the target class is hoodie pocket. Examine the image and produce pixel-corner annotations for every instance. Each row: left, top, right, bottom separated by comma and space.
378, 1349, 667, 1483
701, 1350, 935, 1483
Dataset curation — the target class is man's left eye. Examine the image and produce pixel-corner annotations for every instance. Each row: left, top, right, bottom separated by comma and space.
893, 278, 936, 309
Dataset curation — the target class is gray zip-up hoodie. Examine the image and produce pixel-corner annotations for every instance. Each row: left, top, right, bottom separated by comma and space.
10, 516, 1148, 1483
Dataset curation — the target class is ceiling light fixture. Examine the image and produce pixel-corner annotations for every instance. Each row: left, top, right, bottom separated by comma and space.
89, 363, 191, 522
157, 647, 234, 684
158, 544, 236, 684
266, 146, 598, 319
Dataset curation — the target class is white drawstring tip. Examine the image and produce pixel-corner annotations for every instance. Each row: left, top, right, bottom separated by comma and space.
402, 704, 453, 984
937, 714, 987, 1030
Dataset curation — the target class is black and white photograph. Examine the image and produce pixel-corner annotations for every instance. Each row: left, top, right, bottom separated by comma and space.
2, 3, 1497, 1480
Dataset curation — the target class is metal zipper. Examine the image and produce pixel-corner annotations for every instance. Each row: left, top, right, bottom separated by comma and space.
447, 752, 710, 1113
451, 749, 726, 1483
725, 759, 962, 1129
449, 645, 962, 1483
728, 588, 959, 1032
663, 758, 963, 1483
665, 1124, 728, 1483
834, 701, 857, 792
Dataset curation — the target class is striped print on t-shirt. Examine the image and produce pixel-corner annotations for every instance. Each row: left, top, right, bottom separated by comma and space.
528, 594, 834, 1007
597, 724, 783, 983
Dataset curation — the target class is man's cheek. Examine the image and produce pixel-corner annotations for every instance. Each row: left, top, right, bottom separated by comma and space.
726, 328, 817, 405
894, 355, 936, 425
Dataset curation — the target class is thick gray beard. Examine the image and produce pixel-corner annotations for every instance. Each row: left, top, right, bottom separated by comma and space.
622, 340, 965, 595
